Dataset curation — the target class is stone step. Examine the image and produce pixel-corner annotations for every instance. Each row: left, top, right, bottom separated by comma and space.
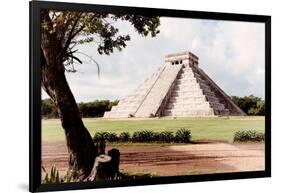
166, 98, 208, 106
204, 94, 217, 102
165, 103, 211, 110
202, 89, 216, 97
111, 105, 138, 111
103, 111, 131, 118
198, 82, 212, 92
205, 94, 221, 103
163, 109, 214, 116
179, 72, 195, 79
178, 69, 206, 82
172, 89, 204, 96
176, 78, 197, 84
172, 87, 202, 94
169, 95, 207, 102
210, 102, 226, 110
168, 100, 208, 107
193, 70, 203, 78
174, 83, 201, 90
176, 74, 208, 85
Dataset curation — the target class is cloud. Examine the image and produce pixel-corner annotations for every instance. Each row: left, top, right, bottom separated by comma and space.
190, 20, 265, 97
42, 16, 265, 102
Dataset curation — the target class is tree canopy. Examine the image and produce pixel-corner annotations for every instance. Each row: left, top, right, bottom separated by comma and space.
41, 10, 160, 72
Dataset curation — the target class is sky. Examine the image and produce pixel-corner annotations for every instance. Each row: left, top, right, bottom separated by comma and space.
42, 16, 265, 102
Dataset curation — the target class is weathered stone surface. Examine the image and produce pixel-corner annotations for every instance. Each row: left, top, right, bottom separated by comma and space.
103, 51, 245, 118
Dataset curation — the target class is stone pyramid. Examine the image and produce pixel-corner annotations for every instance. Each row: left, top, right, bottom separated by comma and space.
104, 51, 245, 118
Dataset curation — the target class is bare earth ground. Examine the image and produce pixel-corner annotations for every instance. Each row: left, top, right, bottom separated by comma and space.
42, 142, 265, 177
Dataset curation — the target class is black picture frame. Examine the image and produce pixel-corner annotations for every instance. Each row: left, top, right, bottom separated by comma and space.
29, 0, 271, 192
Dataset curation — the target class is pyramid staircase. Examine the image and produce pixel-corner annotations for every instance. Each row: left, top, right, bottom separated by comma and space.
103, 66, 165, 118
103, 51, 245, 118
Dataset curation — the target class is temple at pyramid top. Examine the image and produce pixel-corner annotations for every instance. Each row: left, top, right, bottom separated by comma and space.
104, 51, 245, 118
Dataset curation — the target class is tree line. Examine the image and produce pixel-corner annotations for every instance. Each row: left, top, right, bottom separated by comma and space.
42, 99, 119, 119
42, 95, 265, 119
231, 95, 265, 115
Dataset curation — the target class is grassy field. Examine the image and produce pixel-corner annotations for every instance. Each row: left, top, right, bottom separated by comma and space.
42, 116, 265, 143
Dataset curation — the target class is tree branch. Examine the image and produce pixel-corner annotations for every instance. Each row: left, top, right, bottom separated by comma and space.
76, 51, 100, 78
61, 13, 83, 56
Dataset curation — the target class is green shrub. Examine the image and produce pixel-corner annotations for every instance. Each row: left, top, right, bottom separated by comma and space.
119, 132, 130, 142
107, 133, 118, 142
93, 132, 118, 142
233, 130, 264, 142
158, 131, 174, 143
93, 131, 110, 141
132, 130, 157, 142
93, 129, 192, 143
174, 128, 191, 143
152, 132, 160, 141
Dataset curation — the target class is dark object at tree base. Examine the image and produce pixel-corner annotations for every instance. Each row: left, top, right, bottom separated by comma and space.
86, 148, 120, 181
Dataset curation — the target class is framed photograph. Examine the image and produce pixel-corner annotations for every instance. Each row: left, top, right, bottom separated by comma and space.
29, 0, 271, 192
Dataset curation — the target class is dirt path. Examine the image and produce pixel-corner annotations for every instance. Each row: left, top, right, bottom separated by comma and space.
42, 142, 264, 177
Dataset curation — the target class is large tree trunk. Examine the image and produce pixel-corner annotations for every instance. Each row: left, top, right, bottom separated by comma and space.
40, 10, 121, 180
41, 50, 97, 179
40, 12, 97, 178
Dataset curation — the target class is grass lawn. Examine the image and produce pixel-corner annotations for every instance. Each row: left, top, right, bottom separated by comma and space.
42, 116, 265, 143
